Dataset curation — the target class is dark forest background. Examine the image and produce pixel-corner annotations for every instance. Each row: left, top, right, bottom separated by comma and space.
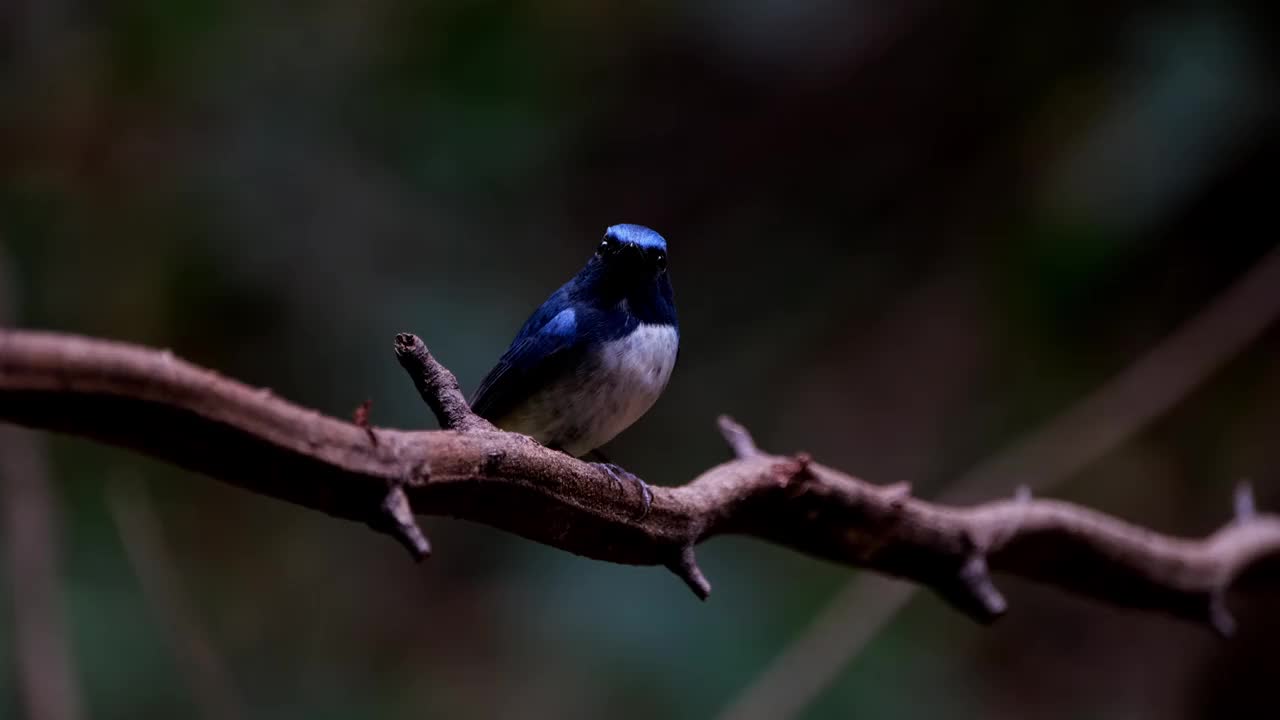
3, 1, 1279, 718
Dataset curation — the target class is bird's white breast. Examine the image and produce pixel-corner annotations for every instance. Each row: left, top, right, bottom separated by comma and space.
600, 324, 679, 387
503, 322, 679, 456
576, 323, 679, 453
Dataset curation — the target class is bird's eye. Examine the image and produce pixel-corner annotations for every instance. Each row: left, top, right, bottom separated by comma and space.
655, 252, 667, 270
598, 239, 613, 254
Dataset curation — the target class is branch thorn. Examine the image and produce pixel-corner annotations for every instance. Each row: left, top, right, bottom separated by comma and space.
666, 545, 711, 600
794, 452, 813, 471
394, 332, 493, 433
1209, 589, 1236, 638
1233, 480, 1256, 523
944, 554, 1007, 623
353, 399, 377, 445
379, 485, 431, 561
717, 415, 761, 459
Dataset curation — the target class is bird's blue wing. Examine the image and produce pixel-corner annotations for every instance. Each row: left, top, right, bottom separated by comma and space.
470, 297, 586, 422
509, 286, 572, 345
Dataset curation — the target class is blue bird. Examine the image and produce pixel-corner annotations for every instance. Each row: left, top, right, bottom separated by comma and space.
471, 224, 679, 510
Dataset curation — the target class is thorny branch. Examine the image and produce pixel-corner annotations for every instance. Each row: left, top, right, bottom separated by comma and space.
718, 242, 1280, 720
1, 329, 1278, 632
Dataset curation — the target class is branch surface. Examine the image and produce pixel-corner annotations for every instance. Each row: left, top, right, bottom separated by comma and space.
1, 329, 1277, 631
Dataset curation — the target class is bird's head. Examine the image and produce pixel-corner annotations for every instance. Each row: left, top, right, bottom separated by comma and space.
574, 223, 676, 321
593, 224, 668, 279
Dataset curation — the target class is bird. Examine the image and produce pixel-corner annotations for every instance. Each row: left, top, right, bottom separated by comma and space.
470, 224, 678, 512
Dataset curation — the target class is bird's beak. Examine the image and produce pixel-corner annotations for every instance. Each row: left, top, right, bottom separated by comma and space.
620, 242, 660, 273
620, 242, 646, 261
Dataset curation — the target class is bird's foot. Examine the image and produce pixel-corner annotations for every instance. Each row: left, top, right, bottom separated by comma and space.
591, 462, 653, 518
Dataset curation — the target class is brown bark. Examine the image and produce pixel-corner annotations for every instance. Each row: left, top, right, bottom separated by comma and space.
1, 329, 1276, 632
